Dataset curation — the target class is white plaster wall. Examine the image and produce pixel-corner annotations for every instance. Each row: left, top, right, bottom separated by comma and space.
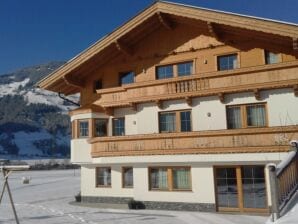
81, 164, 133, 197
71, 139, 92, 164
264, 88, 298, 126
133, 164, 215, 204
192, 96, 226, 131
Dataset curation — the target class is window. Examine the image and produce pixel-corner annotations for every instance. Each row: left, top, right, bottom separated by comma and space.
177, 62, 193, 76
120, 71, 134, 85
217, 54, 238, 71
96, 167, 111, 187
122, 167, 133, 188
78, 120, 89, 138
180, 111, 191, 132
93, 79, 102, 93
149, 167, 191, 191
112, 117, 125, 136
159, 110, 191, 133
156, 65, 174, 79
227, 103, 266, 129
94, 119, 108, 137
159, 112, 176, 133
265, 51, 279, 64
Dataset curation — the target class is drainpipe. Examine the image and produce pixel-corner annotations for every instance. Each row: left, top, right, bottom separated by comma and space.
58, 92, 80, 107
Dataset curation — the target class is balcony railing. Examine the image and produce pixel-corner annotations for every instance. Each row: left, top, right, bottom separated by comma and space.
95, 61, 298, 108
89, 125, 298, 157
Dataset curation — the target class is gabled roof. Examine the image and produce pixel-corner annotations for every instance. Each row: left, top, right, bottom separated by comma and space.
37, 0, 298, 95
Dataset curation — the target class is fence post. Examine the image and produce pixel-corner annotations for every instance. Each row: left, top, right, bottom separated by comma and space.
268, 164, 280, 222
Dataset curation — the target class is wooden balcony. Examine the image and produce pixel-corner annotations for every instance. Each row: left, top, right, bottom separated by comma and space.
89, 125, 298, 157
95, 61, 298, 108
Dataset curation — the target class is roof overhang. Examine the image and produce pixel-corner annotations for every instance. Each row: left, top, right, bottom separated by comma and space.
37, 1, 298, 95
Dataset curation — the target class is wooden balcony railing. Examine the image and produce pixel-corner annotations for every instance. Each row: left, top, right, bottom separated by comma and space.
276, 147, 298, 210
88, 125, 298, 157
95, 61, 298, 108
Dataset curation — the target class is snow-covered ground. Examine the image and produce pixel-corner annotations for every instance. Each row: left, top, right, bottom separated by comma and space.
0, 170, 268, 224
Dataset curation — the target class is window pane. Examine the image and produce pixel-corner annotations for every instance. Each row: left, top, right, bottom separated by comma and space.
180, 111, 191, 132
150, 168, 168, 190
215, 168, 238, 208
242, 166, 266, 208
173, 168, 191, 190
159, 112, 176, 132
177, 62, 193, 76
113, 118, 125, 136
95, 119, 107, 137
120, 71, 134, 85
79, 121, 89, 137
218, 54, 238, 71
97, 167, 111, 186
123, 167, 133, 188
227, 107, 242, 129
246, 105, 266, 127
265, 51, 279, 64
156, 65, 173, 79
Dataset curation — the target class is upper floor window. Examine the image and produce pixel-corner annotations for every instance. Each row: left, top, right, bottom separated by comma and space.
122, 167, 133, 188
226, 103, 266, 129
93, 79, 102, 93
149, 167, 191, 191
265, 51, 279, 64
94, 119, 108, 137
96, 167, 111, 187
120, 71, 134, 85
159, 110, 191, 133
217, 54, 238, 71
177, 62, 193, 77
156, 65, 174, 79
112, 117, 125, 136
78, 120, 89, 138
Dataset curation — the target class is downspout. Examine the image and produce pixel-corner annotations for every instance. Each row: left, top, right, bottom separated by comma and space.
58, 92, 80, 107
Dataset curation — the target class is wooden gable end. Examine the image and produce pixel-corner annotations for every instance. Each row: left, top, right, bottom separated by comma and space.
37, 1, 298, 96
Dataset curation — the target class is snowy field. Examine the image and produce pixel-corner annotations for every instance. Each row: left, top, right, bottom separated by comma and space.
0, 169, 269, 224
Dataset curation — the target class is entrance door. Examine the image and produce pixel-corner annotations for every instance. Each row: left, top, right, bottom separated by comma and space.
215, 166, 268, 213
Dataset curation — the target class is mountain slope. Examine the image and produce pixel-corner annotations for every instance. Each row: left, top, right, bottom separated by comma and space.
0, 62, 79, 158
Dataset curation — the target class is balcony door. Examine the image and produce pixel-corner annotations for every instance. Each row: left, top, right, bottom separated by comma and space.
214, 166, 268, 213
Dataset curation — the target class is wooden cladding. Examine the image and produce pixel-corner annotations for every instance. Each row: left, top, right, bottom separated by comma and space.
90, 125, 298, 157
95, 61, 298, 108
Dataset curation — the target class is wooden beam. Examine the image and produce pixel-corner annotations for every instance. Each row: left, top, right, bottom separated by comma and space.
63, 75, 84, 89
157, 12, 174, 30
155, 100, 163, 109
185, 96, 192, 106
103, 107, 113, 116
207, 22, 219, 40
114, 40, 133, 56
129, 102, 137, 111
253, 89, 261, 100
218, 93, 225, 103
294, 85, 298, 97
293, 38, 298, 50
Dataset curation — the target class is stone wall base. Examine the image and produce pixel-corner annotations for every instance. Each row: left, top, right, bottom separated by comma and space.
81, 196, 216, 212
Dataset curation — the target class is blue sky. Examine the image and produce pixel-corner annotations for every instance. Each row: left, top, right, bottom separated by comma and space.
0, 0, 297, 75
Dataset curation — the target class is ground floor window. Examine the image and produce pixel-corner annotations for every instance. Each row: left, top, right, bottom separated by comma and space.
149, 167, 191, 191
122, 167, 133, 188
96, 167, 111, 187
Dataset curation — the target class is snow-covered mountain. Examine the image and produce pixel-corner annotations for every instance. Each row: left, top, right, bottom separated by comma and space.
0, 62, 79, 159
